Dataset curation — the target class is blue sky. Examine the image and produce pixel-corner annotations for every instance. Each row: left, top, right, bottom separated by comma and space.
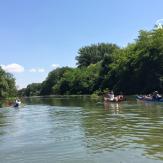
0, 0, 163, 88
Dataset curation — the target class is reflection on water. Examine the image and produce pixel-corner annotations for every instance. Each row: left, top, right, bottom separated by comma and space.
0, 96, 163, 162
104, 101, 120, 113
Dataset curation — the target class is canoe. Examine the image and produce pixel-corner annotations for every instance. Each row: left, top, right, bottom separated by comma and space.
104, 97, 125, 102
136, 95, 163, 102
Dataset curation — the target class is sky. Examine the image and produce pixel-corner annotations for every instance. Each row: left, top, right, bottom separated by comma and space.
0, 0, 163, 89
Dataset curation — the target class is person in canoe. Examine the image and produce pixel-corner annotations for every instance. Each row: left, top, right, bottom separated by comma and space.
152, 91, 162, 100
108, 91, 115, 101
104, 91, 114, 102
137, 91, 162, 101
13, 98, 21, 107
104, 91, 125, 102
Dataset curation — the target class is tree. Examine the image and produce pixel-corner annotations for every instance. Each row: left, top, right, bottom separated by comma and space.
53, 63, 100, 95
24, 83, 41, 96
106, 29, 163, 94
0, 67, 17, 98
76, 43, 119, 67
40, 67, 72, 95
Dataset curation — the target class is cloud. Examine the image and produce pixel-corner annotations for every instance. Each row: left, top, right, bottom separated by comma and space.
29, 68, 45, 73
1, 63, 24, 73
52, 64, 60, 69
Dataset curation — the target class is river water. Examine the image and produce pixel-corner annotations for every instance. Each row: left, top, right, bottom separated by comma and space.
0, 96, 163, 163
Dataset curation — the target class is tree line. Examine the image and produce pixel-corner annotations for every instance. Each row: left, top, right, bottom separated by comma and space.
19, 28, 163, 96
0, 67, 17, 99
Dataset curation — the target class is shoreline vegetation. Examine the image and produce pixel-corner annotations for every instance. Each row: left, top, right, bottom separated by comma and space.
0, 67, 17, 99
1, 27, 163, 99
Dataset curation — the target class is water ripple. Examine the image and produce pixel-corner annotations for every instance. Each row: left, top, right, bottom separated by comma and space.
0, 98, 163, 162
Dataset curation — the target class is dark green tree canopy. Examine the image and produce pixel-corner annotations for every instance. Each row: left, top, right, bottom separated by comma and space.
76, 43, 119, 68
0, 67, 17, 98
21, 83, 42, 96
40, 67, 72, 95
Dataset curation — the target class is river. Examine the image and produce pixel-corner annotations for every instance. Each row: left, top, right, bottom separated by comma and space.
0, 96, 163, 163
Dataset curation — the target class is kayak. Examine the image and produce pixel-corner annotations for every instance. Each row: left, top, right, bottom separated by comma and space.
13, 101, 21, 107
136, 95, 163, 102
13, 103, 19, 107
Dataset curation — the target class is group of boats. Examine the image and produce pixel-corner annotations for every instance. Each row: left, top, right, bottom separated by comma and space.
136, 95, 163, 102
136, 91, 163, 102
11, 91, 163, 108
104, 91, 163, 103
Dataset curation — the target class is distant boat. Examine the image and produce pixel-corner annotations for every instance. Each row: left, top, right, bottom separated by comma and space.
13, 100, 21, 107
136, 95, 163, 102
104, 96, 125, 102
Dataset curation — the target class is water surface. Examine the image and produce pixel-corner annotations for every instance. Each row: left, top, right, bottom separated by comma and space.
0, 96, 163, 163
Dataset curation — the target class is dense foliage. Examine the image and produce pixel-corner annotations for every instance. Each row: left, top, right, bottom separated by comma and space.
76, 43, 119, 67
0, 67, 17, 98
18, 83, 41, 97
52, 63, 101, 95
40, 67, 72, 95
20, 28, 163, 96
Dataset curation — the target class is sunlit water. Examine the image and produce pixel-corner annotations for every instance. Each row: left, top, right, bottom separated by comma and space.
0, 96, 163, 163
